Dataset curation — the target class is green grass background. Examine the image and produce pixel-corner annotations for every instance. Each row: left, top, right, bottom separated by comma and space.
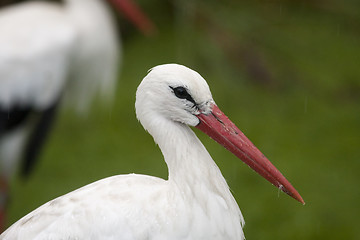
6, 1, 360, 239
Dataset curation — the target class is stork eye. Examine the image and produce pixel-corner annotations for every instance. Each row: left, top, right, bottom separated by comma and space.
170, 86, 197, 106
172, 87, 188, 99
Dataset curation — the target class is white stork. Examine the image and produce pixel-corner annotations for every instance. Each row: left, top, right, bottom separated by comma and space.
0, 64, 304, 239
0, 0, 154, 230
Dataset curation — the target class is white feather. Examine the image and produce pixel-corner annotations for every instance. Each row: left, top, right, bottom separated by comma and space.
0, 2, 75, 110
0, 0, 120, 112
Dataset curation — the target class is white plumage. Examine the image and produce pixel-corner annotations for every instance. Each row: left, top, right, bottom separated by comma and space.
0, 0, 119, 112
0, 64, 303, 239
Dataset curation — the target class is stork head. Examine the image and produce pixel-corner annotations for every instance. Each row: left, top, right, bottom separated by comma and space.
135, 64, 304, 204
136, 64, 213, 127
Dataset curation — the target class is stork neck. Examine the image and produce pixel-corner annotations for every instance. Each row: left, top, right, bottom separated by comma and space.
148, 118, 228, 192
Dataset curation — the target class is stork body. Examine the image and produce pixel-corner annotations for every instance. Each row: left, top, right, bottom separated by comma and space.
2, 172, 242, 239
0, 64, 303, 239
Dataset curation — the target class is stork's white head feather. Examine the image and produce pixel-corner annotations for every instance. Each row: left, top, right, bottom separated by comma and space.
136, 64, 213, 129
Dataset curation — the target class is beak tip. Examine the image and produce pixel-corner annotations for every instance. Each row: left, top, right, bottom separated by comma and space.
288, 190, 305, 205
279, 184, 305, 205
296, 196, 305, 205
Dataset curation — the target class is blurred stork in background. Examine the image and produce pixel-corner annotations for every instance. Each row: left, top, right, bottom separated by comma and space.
0, 0, 155, 231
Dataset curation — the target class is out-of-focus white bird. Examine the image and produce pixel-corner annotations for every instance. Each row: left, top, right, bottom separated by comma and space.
0, 0, 155, 230
0, 64, 304, 239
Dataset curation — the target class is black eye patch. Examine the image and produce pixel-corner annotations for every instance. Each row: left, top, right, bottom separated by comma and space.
170, 86, 197, 106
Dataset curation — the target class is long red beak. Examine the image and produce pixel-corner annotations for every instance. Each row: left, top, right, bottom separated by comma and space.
196, 103, 304, 204
108, 0, 156, 36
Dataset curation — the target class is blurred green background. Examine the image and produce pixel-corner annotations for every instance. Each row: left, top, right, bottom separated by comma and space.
6, 0, 360, 239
